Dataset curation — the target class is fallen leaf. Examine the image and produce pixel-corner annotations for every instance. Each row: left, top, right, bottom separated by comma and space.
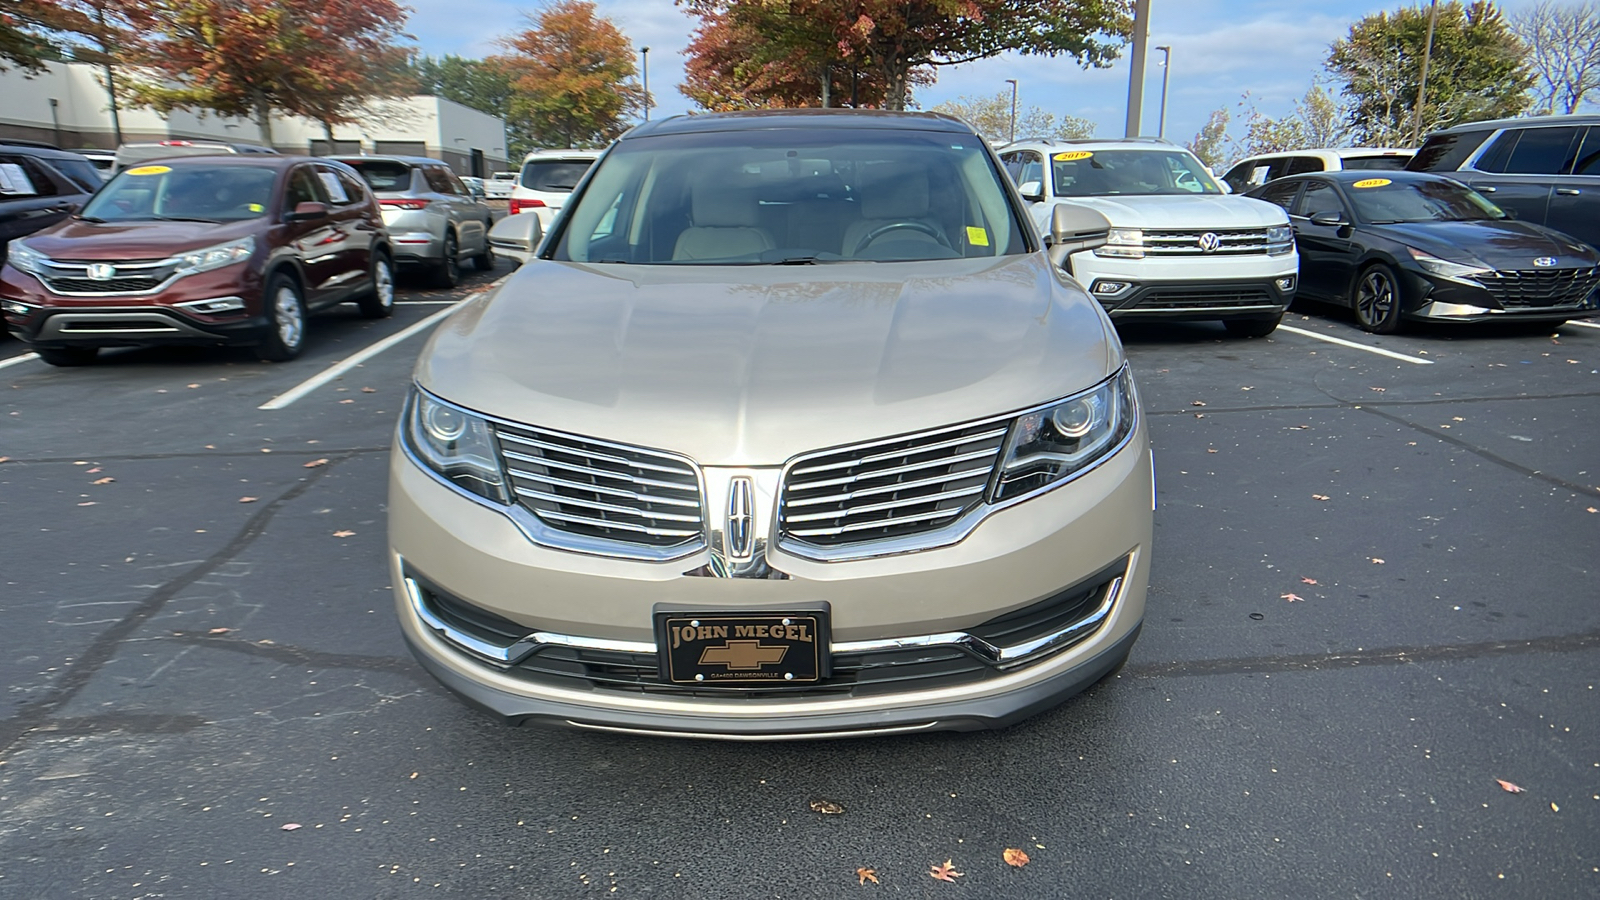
1551, 802, 1559, 812
409, 772, 418, 779
1370, 387, 1386, 392
1003, 848, 1030, 867
361, 387, 377, 393
187, 383, 201, 389
1206, 448, 1218, 454
208, 627, 234, 635
1588, 508, 1598, 514
1371, 557, 1386, 564
1280, 593, 1304, 602
332, 530, 356, 538
280, 823, 301, 831
1240, 386, 1254, 391
856, 867, 879, 885
239, 496, 259, 503
929, 860, 962, 882
1312, 494, 1331, 501
1190, 400, 1207, 407
1300, 577, 1318, 585
809, 799, 845, 815
77, 501, 96, 507
339, 399, 355, 404
1452, 416, 1465, 422
304, 458, 330, 468
1496, 779, 1524, 793
92, 477, 114, 484
1194, 413, 1204, 419
86, 467, 101, 473
204, 444, 216, 449
0, 456, 8, 463
73, 460, 89, 465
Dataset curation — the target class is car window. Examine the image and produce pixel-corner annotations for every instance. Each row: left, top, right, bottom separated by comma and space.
1223, 160, 1270, 193
1478, 126, 1581, 176
1256, 179, 1302, 213
1051, 149, 1220, 196
0, 155, 55, 197
1016, 152, 1045, 190
1407, 130, 1493, 172
521, 159, 593, 193
1571, 127, 1600, 177
1000, 152, 1023, 181
1285, 156, 1323, 176
334, 169, 369, 205
1295, 181, 1346, 218
342, 160, 413, 193
1347, 178, 1503, 223
315, 166, 353, 204
44, 156, 100, 192
1341, 155, 1411, 171
445, 171, 471, 196
424, 167, 457, 194
552, 128, 1026, 265
285, 167, 325, 207
81, 163, 277, 222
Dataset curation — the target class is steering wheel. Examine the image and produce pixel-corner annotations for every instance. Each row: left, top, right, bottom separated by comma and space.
851, 221, 948, 256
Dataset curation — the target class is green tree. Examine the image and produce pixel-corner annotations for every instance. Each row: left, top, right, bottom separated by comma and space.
1187, 106, 1232, 171
409, 54, 515, 119
1326, 1, 1532, 146
495, 0, 642, 149
1240, 85, 1354, 156
930, 91, 1095, 143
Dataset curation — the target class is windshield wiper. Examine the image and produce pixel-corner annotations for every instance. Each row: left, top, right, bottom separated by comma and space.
151, 215, 221, 224
73, 214, 106, 223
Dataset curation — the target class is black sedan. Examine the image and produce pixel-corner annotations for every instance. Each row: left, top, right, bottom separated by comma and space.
1246, 171, 1600, 332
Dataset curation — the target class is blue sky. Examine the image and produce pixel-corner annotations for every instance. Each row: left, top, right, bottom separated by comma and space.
406, 0, 1550, 149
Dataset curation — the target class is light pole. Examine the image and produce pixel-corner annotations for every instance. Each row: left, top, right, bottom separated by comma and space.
1124, 0, 1151, 137
640, 46, 651, 121
1004, 79, 1018, 143
1411, 0, 1439, 144
1155, 46, 1172, 139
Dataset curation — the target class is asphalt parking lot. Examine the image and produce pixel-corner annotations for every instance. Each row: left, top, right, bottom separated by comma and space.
1, 274, 1596, 898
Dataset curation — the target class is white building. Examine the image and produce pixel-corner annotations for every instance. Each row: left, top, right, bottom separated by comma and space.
0, 62, 510, 176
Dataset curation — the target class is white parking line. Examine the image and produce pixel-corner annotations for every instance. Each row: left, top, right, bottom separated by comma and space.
1564, 320, 1600, 331
0, 352, 40, 371
1276, 324, 1434, 365
395, 300, 457, 306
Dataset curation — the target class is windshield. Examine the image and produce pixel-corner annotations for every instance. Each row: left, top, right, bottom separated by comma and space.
551, 129, 1026, 265
1348, 177, 1504, 223
521, 159, 594, 193
1051, 149, 1221, 196
82, 164, 277, 223
342, 160, 412, 193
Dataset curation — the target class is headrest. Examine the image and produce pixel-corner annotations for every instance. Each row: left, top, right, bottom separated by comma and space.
859, 169, 930, 219
691, 188, 761, 228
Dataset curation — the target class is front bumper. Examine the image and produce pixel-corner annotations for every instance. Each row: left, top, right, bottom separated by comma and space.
388, 428, 1153, 738
2, 266, 267, 347
1404, 268, 1600, 322
1068, 251, 1298, 320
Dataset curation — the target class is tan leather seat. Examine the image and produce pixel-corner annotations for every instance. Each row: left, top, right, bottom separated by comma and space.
672, 189, 775, 261
843, 170, 946, 257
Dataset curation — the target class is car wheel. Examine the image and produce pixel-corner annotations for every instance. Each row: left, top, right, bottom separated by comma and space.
431, 231, 460, 288
473, 223, 497, 271
1352, 264, 1404, 334
1224, 312, 1283, 338
256, 271, 307, 362
37, 346, 99, 367
357, 251, 395, 319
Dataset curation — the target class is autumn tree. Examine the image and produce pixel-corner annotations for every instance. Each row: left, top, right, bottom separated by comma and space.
680, 5, 892, 109
1, 0, 89, 71
494, 1, 642, 149
1187, 106, 1232, 170
1239, 85, 1354, 156
680, 1, 1133, 111
1513, 1, 1600, 114
930, 92, 1095, 144
1326, 1, 1532, 146
123, 0, 411, 146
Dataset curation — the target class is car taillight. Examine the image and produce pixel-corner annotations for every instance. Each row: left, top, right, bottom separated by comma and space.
508, 198, 546, 215
380, 199, 432, 211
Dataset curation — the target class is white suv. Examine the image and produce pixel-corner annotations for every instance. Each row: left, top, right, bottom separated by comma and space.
1000, 138, 1298, 336
508, 149, 601, 228
1220, 147, 1414, 193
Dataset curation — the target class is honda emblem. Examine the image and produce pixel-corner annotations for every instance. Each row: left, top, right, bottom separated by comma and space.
85, 263, 116, 281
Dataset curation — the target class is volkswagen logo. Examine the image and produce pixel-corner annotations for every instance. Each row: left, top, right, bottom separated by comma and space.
1197, 232, 1221, 253
1532, 257, 1557, 267
85, 263, 116, 281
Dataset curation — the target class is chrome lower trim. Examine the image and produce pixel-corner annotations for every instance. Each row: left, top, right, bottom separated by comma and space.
36, 310, 221, 340
563, 720, 941, 741
1114, 304, 1283, 315
402, 576, 655, 665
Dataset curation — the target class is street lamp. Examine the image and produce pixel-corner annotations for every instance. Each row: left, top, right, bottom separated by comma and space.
1004, 79, 1018, 143
1155, 46, 1172, 139
640, 46, 651, 121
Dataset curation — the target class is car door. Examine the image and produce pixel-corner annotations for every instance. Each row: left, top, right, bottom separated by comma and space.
444, 168, 488, 254
1459, 125, 1580, 229
0, 154, 81, 255
1547, 126, 1600, 251
312, 163, 377, 297
423, 166, 473, 253
1292, 180, 1360, 300
281, 165, 346, 306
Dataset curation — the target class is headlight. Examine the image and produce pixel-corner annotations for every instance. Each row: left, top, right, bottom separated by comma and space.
6, 241, 46, 275
992, 367, 1136, 502
1266, 224, 1294, 255
174, 236, 255, 276
1407, 246, 1489, 280
1095, 227, 1145, 259
402, 388, 509, 503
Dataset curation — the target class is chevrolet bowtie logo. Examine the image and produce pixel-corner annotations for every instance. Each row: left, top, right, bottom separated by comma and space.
699, 639, 788, 670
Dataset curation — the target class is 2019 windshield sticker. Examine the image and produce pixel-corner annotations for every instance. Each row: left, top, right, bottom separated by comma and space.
1054, 151, 1093, 162
126, 165, 172, 176
1352, 178, 1392, 189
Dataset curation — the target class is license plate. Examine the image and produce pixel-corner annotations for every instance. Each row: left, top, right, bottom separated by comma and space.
655, 609, 829, 685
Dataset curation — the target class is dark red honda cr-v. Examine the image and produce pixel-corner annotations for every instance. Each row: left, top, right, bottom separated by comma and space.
0, 155, 393, 365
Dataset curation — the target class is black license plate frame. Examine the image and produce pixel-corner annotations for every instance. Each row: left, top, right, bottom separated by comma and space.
653, 606, 831, 686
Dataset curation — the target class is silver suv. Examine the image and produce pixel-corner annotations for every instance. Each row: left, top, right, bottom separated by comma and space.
334, 156, 495, 287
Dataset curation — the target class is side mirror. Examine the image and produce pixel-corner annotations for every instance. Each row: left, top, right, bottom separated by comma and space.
1308, 210, 1348, 227
487, 207, 544, 264
287, 201, 328, 222
1047, 202, 1112, 268
1017, 180, 1044, 202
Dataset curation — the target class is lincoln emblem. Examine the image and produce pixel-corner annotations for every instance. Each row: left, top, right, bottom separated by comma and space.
725, 476, 754, 559
85, 263, 116, 281
1197, 232, 1221, 253
699, 639, 787, 670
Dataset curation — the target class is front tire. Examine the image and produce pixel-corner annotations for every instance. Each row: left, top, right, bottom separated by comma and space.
473, 223, 496, 271
256, 272, 307, 362
1353, 264, 1404, 334
430, 231, 460, 288
37, 346, 99, 367
1224, 312, 1283, 338
357, 252, 395, 319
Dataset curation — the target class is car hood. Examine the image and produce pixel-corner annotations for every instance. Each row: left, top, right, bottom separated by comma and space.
1051, 194, 1288, 229
1368, 220, 1599, 270
20, 217, 262, 260
416, 254, 1118, 466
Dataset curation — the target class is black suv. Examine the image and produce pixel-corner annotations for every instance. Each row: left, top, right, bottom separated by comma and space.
1406, 114, 1599, 251
0, 144, 100, 263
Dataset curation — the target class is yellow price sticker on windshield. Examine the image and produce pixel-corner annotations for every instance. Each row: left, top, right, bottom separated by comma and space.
1352, 178, 1392, 189
246, 203, 264, 213
126, 165, 171, 176
966, 226, 990, 247
1053, 151, 1093, 162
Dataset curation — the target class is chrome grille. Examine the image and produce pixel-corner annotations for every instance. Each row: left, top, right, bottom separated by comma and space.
1471, 268, 1599, 309
1142, 228, 1270, 256
36, 259, 178, 296
778, 419, 1007, 547
494, 423, 704, 548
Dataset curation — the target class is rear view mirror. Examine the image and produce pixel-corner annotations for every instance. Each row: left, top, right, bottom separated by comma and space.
487, 208, 545, 263
1017, 181, 1044, 202
287, 201, 328, 222
1047, 202, 1112, 268
1309, 210, 1348, 227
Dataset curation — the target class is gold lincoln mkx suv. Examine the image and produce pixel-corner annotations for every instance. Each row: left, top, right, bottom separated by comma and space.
389, 110, 1153, 739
